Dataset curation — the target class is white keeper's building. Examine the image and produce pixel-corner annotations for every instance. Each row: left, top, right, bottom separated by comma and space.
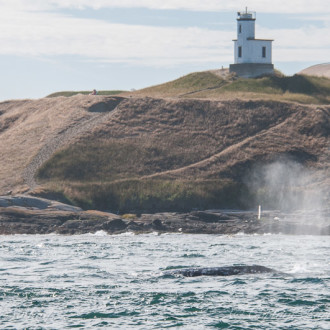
229, 9, 274, 78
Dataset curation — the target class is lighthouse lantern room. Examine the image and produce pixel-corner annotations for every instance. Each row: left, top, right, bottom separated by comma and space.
229, 9, 274, 78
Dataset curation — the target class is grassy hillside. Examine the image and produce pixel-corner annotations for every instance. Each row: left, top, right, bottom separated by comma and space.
45, 69, 330, 104
133, 70, 330, 104
34, 98, 330, 213
1, 71, 329, 213
47, 90, 125, 97
46, 70, 330, 104
132, 71, 226, 97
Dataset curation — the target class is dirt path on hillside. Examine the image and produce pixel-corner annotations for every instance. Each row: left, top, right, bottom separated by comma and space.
140, 112, 297, 179
22, 102, 122, 191
178, 81, 228, 97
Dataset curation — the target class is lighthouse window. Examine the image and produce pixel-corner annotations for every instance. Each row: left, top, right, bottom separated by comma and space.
239, 24, 242, 33
238, 46, 242, 57
262, 46, 266, 58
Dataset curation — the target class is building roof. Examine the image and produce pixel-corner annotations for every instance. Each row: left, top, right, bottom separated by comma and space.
232, 38, 274, 42
237, 11, 256, 20
237, 18, 256, 21
248, 38, 274, 41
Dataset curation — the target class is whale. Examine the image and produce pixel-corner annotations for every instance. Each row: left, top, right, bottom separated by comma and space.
163, 265, 280, 277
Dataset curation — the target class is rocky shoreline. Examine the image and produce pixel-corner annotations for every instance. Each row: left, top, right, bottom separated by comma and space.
0, 195, 329, 235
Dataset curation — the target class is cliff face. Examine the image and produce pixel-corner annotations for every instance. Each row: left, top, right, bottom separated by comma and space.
0, 95, 329, 212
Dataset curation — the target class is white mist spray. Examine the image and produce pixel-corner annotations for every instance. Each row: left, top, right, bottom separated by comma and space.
247, 158, 327, 224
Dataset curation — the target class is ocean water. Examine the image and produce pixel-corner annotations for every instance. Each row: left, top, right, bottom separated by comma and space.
0, 233, 329, 329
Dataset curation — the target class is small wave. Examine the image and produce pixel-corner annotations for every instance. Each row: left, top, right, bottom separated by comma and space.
208, 321, 231, 328
117, 231, 136, 236
162, 265, 191, 271
232, 279, 247, 285
80, 230, 109, 236
288, 263, 326, 275
71, 311, 139, 319
277, 298, 320, 306
204, 290, 230, 296
93, 230, 109, 236
181, 253, 205, 258
289, 277, 326, 284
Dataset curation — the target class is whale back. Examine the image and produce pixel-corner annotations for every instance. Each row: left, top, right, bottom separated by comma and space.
164, 265, 278, 277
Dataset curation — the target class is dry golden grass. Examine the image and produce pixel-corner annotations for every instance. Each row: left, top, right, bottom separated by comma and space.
33, 97, 329, 211
37, 99, 307, 181
1, 70, 329, 212
130, 70, 330, 105
0, 95, 121, 193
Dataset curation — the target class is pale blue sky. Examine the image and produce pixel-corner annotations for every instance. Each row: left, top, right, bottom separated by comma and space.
0, 0, 329, 100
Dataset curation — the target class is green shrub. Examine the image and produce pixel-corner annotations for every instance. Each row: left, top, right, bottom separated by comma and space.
37, 179, 251, 213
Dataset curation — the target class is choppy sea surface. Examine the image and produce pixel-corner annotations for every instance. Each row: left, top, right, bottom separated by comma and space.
0, 233, 329, 329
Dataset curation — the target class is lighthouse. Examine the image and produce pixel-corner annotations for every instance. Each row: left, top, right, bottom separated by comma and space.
229, 9, 274, 78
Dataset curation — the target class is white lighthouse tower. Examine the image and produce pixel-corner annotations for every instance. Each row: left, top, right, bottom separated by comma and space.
229, 9, 274, 78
